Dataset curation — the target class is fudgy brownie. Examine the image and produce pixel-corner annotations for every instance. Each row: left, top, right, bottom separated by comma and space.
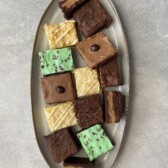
99, 58, 121, 88
44, 128, 80, 163
64, 157, 95, 168
59, 0, 89, 19
41, 73, 76, 104
104, 91, 123, 123
77, 32, 117, 69
44, 101, 77, 132
73, 0, 112, 37
74, 95, 103, 128
77, 124, 114, 161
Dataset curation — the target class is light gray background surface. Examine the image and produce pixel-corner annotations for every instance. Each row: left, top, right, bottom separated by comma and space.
0, 0, 168, 168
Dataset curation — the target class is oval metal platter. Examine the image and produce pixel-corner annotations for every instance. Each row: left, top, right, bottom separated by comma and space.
31, 0, 130, 168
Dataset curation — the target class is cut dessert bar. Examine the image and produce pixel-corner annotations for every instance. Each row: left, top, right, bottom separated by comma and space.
73, 67, 101, 97
59, 0, 89, 19
44, 101, 77, 132
44, 128, 80, 163
77, 32, 117, 69
74, 95, 103, 128
104, 91, 123, 123
39, 48, 74, 75
44, 20, 78, 49
77, 124, 114, 161
99, 58, 121, 87
41, 73, 76, 104
73, 0, 112, 37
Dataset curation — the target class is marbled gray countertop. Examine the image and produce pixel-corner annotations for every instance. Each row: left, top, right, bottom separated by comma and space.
0, 0, 168, 168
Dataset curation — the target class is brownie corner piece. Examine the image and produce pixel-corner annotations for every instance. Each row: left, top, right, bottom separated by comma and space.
59, 0, 89, 19
74, 95, 103, 128
99, 58, 121, 87
44, 128, 80, 163
73, 0, 112, 37
104, 91, 123, 123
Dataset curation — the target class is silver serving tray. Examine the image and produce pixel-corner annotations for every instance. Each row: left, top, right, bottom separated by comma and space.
31, 0, 130, 168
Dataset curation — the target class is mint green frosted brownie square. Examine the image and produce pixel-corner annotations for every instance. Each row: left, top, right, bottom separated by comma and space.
39, 48, 74, 75
77, 124, 114, 161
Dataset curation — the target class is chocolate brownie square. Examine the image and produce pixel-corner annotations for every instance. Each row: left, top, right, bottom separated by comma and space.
44, 101, 77, 132
59, 0, 89, 19
64, 157, 95, 168
39, 48, 74, 76
44, 20, 78, 49
77, 124, 114, 161
73, 0, 112, 37
41, 73, 76, 104
77, 32, 117, 69
104, 91, 123, 123
44, 128, 80, 163
99, 58, 121, 88
74, 95, 103, 128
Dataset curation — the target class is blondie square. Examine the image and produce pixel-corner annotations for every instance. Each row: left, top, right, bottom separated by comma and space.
44, 101, 77, 132
44, 20, 78, 49
73, 67, 101, 97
